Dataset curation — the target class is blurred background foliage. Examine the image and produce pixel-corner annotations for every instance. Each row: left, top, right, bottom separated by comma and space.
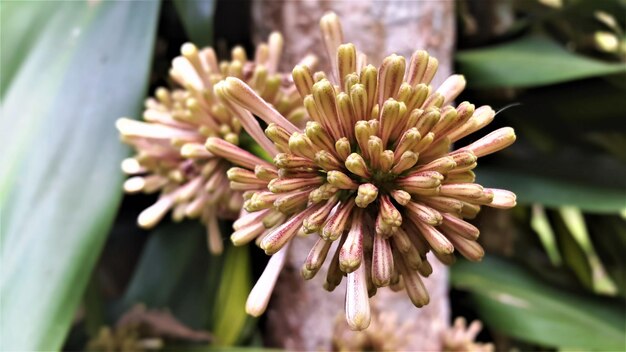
0, 0, 624, 351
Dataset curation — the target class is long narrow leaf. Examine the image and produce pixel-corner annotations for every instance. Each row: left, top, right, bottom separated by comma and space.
0, 1, 160, 350
456, 35, 626, 88
451, 257, 625, 349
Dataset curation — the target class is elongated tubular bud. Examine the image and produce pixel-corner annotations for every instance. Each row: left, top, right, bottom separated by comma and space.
418, 196, 464, 215
390, 189, 411, 206
268, 176, 324, 193
261, 205, 320, 254
231, 217, 266, 245
440, 183, 484, 200
327, 170, 359, 190
274, 153, 316, 169
265, 123, 290, 152
414, 108, 440, 136
422, 56, 439, 85
406, 50, 429, 86
254, 165, 278, 181
292, 64, 315, 97
404, 201, 443, 226
233, 208, 271, 230
227, 167, 267, 185
222, 77, 299, 133
379, 195, 402, 226
354, 120, 373, 156
441, 213, 480, 239
305, 121, 337, 154
485, 188, 517, 208
436, 74, 466, 106
266, 31, 283, 74
116, 118, 200, 140
413, 131, 434, 154
345, 256, 371, 330
430, 106, 458, 137
303, 194, 340, 233
322, 198, 356, 240
214, 81, 279, 156
445, 230, 485, 262
274, 188, 313, 214
378, 54, 406, 107
447, 105, 495, 142
360, 65, 378, 115
338, 43, 357, 89
302, 238, 333, 280
246, 244, 290, 317
379, 99, 401, 147
320, 12, 344, 82
394, 128, 421, 161
444, 171, 476, 184
367, 136, 383, 169
355, 183, 378, 208
206, 137, 273, 169
335, 137, 352, 161
312, 79, 344, 139
138, 196, 175, 229
410, 216, 455, 255
396, 238, 423, 272
460, 202, 481, 219
396, 172, 442, 190
350, 83, 368, 121
315, 150, 343, 171
288, 132, 317, 160
337, 92, 356, 141
372, 232, 394, 287
340, 208, 365, 273
345, 153, 370, 178
396, 250, 430, 307
391, 151, 418, 174
458, 127, 516, 158
414, 156, 456, 174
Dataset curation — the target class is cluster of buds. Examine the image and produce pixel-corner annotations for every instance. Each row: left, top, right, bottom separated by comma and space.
442, 317, 494, 352
116, 33, 311, 254
208, 12, 517, 330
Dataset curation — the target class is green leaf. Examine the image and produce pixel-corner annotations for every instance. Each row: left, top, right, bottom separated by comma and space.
121, 222, 208, 310
456, 35, 626, 88
530, 205, 562, 265
451, 257, 625, 350
173, 0, 216, 46
120, 221, 223, 330
0, 1, 160, 350
213, 246, 251, 346
557, 207, 617, 295
476, 168, 626, 214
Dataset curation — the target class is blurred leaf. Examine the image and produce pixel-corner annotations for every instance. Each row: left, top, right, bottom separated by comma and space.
0, 1, 53, 98
173, 0, 216, 47
552, 210, 594, 290
120, 221, 223, 330
530, 205, 562, 265
588, 215, 626, 296
121, 222, 206, 309
213, 246, 251, 346
558, 207, 617, 294
0, 2, 159, 350
477, 168, 626, 213
451, 257, 625, 349
456, 35, 626, 88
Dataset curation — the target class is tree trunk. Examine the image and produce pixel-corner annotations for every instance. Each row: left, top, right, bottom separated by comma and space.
251, 2, 455, 350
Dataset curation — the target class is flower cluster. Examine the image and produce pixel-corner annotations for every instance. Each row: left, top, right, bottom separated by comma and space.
442, 317, 494, 352
209, 12, 516, 330
116, 33, 310, 254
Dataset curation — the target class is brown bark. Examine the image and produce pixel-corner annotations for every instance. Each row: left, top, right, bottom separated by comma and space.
251, 2, 455, 350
